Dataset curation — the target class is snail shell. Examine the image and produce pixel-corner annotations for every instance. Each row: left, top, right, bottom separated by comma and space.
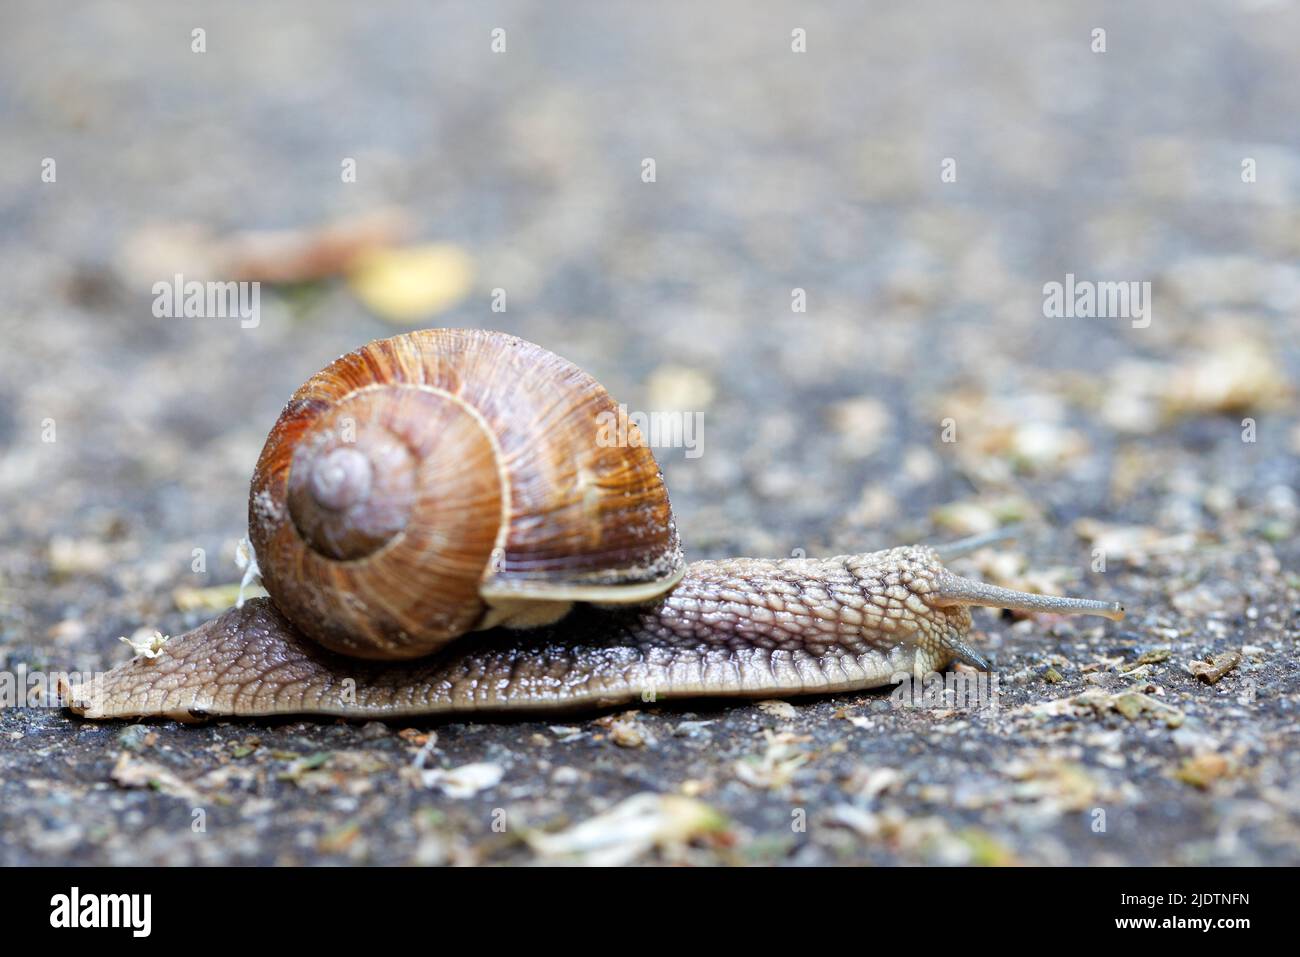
249, 329, 684, 660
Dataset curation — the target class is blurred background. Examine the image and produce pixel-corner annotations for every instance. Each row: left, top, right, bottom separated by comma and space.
1, 1, 1298, 866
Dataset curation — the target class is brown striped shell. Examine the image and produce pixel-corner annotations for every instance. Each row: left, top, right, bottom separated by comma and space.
248, 329, 684, 660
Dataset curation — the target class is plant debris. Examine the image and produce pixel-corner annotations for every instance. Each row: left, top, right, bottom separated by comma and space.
526, 793, 728, 866
1189, 651, 1243, 685
411, 761, 505, 798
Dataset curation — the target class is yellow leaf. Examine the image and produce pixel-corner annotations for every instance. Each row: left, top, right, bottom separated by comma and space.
347, 244, 474, 323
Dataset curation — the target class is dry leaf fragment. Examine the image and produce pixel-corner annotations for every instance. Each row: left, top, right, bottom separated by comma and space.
48, 537, 115, 576
1188, 651, 1242, 685
119, 209, 413, 285
825, 804, 882, 838
222, 209, 413, 283
1064, 688, 1185, 728
1160, 340, 1290, 418
828, 396, 890, 459
646, 365, 716, 411
1120, 648, 1171, 672
416, 761, 504, 798
594, 711, 651, 748
1004, 759, 1101, 813
843, 766, 903, 800
111, 754, 197, 800
735, 730, 813, 789
173, 583, 267, 613
931, 502, 1002, 536
527, 793, 727, 866
1174, 753, 1233, 790
755, 699, 798, 719
1072, 519, 1193, 562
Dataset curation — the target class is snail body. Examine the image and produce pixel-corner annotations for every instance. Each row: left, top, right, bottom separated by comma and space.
71, 330, 1123, 721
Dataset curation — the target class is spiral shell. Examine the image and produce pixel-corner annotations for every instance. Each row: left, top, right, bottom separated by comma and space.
248, 329, 684, 660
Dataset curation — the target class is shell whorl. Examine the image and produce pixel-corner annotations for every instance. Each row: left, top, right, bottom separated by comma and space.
284, 388, 420, 561
253, 384, 503, 659
248, 329, 684, 661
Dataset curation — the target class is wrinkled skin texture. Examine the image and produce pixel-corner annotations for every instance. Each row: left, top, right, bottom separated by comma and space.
70, 546, 988, 720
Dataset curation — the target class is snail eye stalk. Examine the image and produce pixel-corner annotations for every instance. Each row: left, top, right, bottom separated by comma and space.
930, 571, 1125, 621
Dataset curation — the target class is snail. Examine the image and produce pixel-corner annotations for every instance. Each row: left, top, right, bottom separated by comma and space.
69, 328, 1124, 721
